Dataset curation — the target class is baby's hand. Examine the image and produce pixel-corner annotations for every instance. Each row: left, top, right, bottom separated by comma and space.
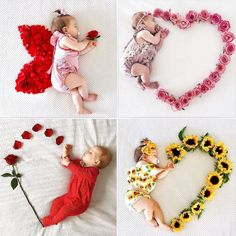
60, 156, 70, 166
88, 40, 97, 48
166, 162, 174, 170
160, 28, 169, 39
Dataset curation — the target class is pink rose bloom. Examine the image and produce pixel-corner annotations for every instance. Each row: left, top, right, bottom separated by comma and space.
161, 11, 171, 21
193, 86, 202, 96
177, 19, 191, 29
219, 54, 231, 65
172, 100, 182, 111
180, 95, 189, 107
153, 8, 163, 17
157, 89, 169, 101
203, 78, 215, 89
200, 84, 209, 93
210, 13, 222, 25
185, 90, 194, 99
209, 71, 220, 83
224, 43, 235, 55
170, 13, 180, 24
218, 20, 230, 32
186, 10, 198, 23
222, 31, 235, 43
166, 95, 176, 105
216, 63, 226, 75
199, 10, 210, 21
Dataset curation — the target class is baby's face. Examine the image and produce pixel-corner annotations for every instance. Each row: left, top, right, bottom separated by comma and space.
82, 146, 103, 167
66, 18, 80, 39
142, 148, 159, 165
143, 15, 157, 33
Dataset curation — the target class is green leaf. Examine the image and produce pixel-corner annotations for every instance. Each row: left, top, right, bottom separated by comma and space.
11, 178, 18, 190
204, 132, 209, 137
16, 173, 22, 178
178, 126, 187, 141
223, 174, 230, 183
198, 210, 204, 219
1, 173, 13, 177
12, 169, 16, 176
209, 150, 214, 157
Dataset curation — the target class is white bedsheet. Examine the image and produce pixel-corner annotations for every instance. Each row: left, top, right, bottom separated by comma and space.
118, 0, 236, 117
0, 0, 116, 118
118, 118, 236, 236
0, 119, 116, 236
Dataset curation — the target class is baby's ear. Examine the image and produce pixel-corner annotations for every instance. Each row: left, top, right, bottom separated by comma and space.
95, 160, 101, 166
62, 26, 67, 33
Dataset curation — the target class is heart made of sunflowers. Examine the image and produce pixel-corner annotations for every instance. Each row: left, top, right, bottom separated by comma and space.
165, 127, 233, 232
153, 9, 235, 111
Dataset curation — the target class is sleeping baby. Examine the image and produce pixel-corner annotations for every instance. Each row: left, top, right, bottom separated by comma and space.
125, 138, 174, 231
42, 144, 112, 226
122, 12, 169, 90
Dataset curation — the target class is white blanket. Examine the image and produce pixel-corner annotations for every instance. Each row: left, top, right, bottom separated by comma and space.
0, 0, 116, 117
118, 0, 236, 117
118, 119, 236, 236
0, 119, 116, 236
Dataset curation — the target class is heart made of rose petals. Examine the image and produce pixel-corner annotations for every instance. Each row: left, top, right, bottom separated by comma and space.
153, 9, 235, 111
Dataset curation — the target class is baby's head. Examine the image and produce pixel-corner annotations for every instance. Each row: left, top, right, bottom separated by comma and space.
51, 9, 79, 38
82, 146, 112, 169
132, 12, 159, 33
134, 138, 159, 164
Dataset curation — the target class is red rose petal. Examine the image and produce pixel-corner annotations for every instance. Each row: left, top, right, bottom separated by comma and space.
13, 140, 23, 150
44, 128, 54, 137
21, 131, 32, 139
4, 154, 18, 165
56, 136, 64, 145
32, 123, 42, 132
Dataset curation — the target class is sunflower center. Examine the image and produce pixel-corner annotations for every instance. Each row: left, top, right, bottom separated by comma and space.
194, 204, 200, 211
186, 139, 195, 145
210, 176, 219, 184
204, 190, 210, 197
204, 140, 211, 147
221, 162, 228, 169
183, 213, 189, 218
174, 222, 180, 228
215, 146, 222, 154
172, 148, 180, 156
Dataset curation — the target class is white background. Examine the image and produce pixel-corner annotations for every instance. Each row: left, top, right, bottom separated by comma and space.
0, 0, 116, 118
0, 119, 116, 236
118, 118, 236, 236
118, 0, 236, 117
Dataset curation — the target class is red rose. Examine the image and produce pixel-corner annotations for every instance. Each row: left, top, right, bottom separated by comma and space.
13, 140, 23, 150
166, 96, 175, 105
172, 100, 182, 111
209, 71, 221, 83
4, 154, 18, 165
180, 95, 189, 107
224, 43, 235, 55
32, 123, 42, 132
203, 78, 215, 89
44, 128, 54, 137
161, 11, 171, 21
193, 87, 201, 96
87, 30, 99, 39
177, 19, 190, 29
21, 131, 32, 139
153, 8, 163, 17
222, 31, 235, 43
199, 10, 210, 21
216, 63, 226, 75
186, 10, 198, 23
56, 136, 64, 145
157, 89, 169, 101
210, 13, 222, 25
219, 54, 231, 65
218, 20, 230, 33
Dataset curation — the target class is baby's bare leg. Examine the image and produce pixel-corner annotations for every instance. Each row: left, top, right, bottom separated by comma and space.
131, 63, 158, 89
133, 196, 171, 231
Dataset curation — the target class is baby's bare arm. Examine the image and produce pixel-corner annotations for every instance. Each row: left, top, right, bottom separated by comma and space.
62, 144, 72, 158
61, 37, 90, 51
156, 162, 174, 180
80, 41, 97, 55
137, 30, 161, 45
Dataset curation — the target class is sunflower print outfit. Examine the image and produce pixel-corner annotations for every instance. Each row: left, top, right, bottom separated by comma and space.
125, 161, 161, 211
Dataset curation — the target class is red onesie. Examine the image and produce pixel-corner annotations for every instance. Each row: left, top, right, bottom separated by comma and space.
42, 159, 99, 226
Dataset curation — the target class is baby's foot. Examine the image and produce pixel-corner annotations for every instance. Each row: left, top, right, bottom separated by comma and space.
83, 93, 98, 102
148, 219, 158, 227
136, 82, 145, 90
144, 81, 159, 89
79, 107, 92, 114
63, 144, 72, 158
158, 223, 172, 231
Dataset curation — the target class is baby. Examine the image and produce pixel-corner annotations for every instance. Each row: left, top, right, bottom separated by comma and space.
122, 12, 169, 90
50, 9, 97, 114
125, 138, 174, 231
42, 144, 112, 227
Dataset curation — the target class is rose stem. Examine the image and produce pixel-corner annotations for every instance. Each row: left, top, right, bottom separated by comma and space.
13, 165, 44, 227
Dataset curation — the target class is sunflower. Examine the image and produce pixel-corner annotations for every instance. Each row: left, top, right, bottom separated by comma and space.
182, 135, 199, 149
190, 200, 205, 215
217, 158, 233, 174
212, 142, 227, 159
166, 143, 186, 163
207, 171, 223, 189
141, 141, 157, 156
200, 186, 215, 201
170, 218, 184, 232
200, 136, 215, 152
179, 210, 193, 223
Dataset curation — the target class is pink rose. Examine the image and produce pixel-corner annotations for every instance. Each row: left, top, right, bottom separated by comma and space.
186, 10, 198, 23
170, 13, 180, 24
210, 13, 222, 25
224, 43, 235, 55
180, 95, 189, 107
172, 100, 182, 111
161, 11, 171, 21
177, 19, 191, 29
203, 78, 215, 89
193, 86, 202, 96
219, 54, 231, 65
157, 89, 169, 101
199, 10, 210, 21
216, 63, 226, 75
218, 20, 230, 32
209, 71, 220, 83
153, 8, 163, 17
200, 84, 209, 93
166, 96, 176, 105
222, 31, 235, 43
185, 90, 194, 99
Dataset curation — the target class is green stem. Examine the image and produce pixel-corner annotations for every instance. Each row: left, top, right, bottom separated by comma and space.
13, 165, 44, 227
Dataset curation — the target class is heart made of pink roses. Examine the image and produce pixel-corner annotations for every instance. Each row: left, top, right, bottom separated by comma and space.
153, 9, 235, 111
